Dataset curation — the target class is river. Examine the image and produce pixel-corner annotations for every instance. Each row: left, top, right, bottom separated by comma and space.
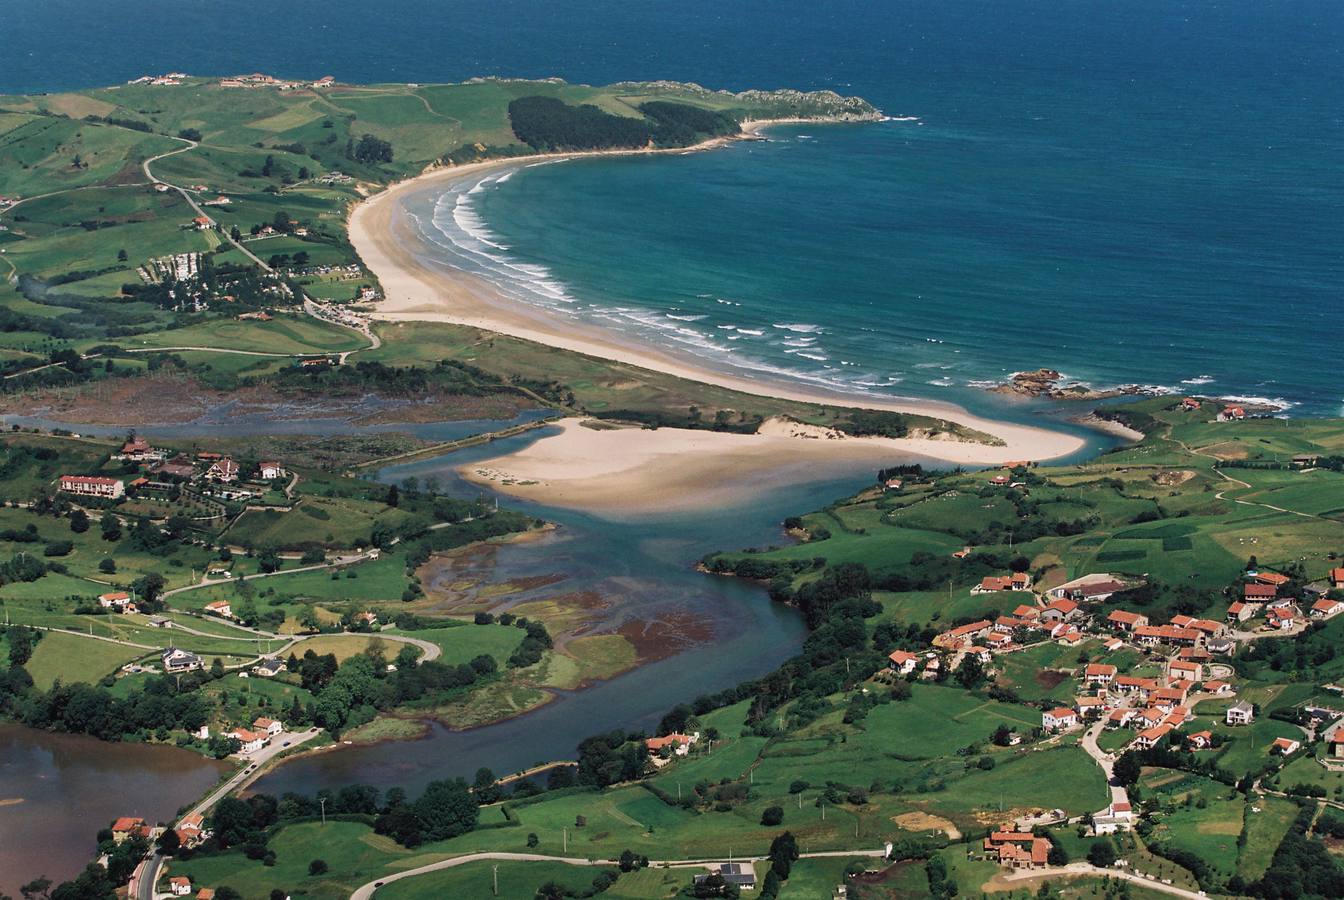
0, 723, 228, 895
251, 427, 883, 796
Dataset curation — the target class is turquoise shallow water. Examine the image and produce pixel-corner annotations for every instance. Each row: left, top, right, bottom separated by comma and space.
10, 0, 1342, 414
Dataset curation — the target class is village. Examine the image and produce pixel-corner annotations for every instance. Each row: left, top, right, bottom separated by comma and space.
60, 436, 290, 508
881, 557, 1344, 874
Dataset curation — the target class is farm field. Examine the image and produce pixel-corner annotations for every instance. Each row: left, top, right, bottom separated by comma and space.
23, 630, 142, 688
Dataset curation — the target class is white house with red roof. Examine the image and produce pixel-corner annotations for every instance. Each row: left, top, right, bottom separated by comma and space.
1042, 707, 1078, 732
204, 600, 233, 618
887, 650, 918, 676
1266, 608, 1296, 631
1311, 598, 1344, 619
1226, 601, 1258, 623
225, 728, 270, 754
98, 591, 135, 612
253, 716, 283, 736
1271, 737, 1301, 756
1084, 663, 1117, 686
646, 732, 697, 756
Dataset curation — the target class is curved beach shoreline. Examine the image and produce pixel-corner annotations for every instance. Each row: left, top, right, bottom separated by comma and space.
348, 123, 1092, 509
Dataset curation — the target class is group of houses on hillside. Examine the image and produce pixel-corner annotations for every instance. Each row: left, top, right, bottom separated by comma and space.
59, 440, 286, 506
891, 565, 1341, 780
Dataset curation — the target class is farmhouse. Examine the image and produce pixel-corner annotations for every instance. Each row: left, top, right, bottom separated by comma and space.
111, 816, 150, 844
1249, 572, 1291, 587
204, 600, 233, 618
98, 591, 134, 612
887, 650, 919, 675
1167, 659, 1202, 682
1040, 598, 1079, 622
58, 475, 125, 499
1266, 608, 1296, 631
1189, 731, 1213, 749
933, 619, 993, 649
1311, 598, 1344, 618
1271, 737, 1301, 756
118, 438, 161, 461
1202, 680, 1232, 695
693, 863, 755, 891
1132, 723, 1175, 750
1042, 707, 1078, 732
1134, 624, 1200, 647
646, 733, 697, 756
170, 877, 192, 896
252, 658, 286, 677
253, 716, 284, 736
1331, 568, 1344, 589
1226, 601, 1257, 623
161, 647, 203, 673
1226, 701, 1255, 726
1244, 582, 1277, 601
1107, 610, 1148, 632
206, 458, 240, 482
1084, 663, 1117, 686
258, 461, 287, 480
225, 728, 270, 754
1048, 574, 1129, 603
973, 574, 1031, 594
984, 830, 1052, 870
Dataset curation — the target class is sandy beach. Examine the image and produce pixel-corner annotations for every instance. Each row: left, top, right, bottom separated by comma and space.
347, 124, 1094, 510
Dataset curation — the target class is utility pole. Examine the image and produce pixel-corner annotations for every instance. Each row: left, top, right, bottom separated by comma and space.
563, 827, 567, 853
319, 797, 326, 826
492, 864, 498, 896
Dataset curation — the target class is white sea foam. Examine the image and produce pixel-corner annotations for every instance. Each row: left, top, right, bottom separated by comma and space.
1218, 395, 1295, 411
1181, 375, 1216, 385
666, 313, 707, 322
772, 322, 823, 334
796, 352, 828, 362
735, 328, 765, 336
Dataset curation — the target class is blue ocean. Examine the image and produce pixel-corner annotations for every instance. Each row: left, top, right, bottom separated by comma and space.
9, 0, 1343, 415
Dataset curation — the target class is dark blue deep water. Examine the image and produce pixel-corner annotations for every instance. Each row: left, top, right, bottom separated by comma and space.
10, 0, 1344, 413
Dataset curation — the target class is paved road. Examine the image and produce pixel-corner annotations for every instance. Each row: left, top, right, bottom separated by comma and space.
134, 727, 321, 899
1079, 718, 1130, 811
142, 140, 272, 271
997, 861, 1206, 898
162, 551, 379, 598
350, 848, 888, 899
